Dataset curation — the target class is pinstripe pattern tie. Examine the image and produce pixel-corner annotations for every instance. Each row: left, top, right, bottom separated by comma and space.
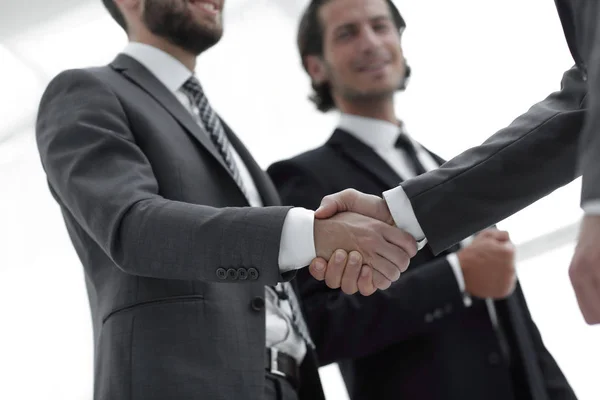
281, 283, 315, 349
181, 76, 249, 200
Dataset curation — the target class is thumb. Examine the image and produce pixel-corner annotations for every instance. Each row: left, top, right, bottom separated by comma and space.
491, 230, 510, 242
315, 190, 352, 219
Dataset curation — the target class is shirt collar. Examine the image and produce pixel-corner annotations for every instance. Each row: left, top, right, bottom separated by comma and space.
121, 42, 193, 94
338, 113, 414, 151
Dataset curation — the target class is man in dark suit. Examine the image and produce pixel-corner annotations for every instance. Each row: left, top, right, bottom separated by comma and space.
34, 1, 418, 399
268, 1, 577, 398
307, 0, 600, 324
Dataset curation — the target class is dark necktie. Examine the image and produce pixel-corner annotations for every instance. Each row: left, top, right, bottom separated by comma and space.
394, 132, 428, 176
180, 76, 249, 201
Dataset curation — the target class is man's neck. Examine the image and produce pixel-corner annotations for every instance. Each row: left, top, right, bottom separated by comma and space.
129, 33, 197, 72
338, 98, 397, 125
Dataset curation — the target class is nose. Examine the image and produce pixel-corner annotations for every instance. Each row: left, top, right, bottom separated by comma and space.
357, 26, 382, 53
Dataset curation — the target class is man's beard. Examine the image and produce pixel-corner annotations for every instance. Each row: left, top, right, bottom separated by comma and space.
143, 0, 223, 55
328, 65, 402, 103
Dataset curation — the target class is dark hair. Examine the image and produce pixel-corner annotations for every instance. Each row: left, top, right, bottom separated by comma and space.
102, 0, 128, 31
298, 0, 410, 112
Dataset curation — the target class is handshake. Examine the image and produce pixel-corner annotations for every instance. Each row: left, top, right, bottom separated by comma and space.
310, 189, 517, 299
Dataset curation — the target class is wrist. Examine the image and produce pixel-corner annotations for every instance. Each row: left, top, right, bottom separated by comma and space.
313, 218, 332, 259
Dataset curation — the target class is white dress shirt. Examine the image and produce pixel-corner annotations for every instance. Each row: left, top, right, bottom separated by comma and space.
121, 42, 311, 363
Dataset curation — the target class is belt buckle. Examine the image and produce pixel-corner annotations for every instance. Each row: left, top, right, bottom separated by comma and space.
269, 348, 286, 378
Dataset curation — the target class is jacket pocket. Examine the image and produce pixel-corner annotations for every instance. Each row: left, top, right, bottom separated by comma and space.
102, 294, 205, 325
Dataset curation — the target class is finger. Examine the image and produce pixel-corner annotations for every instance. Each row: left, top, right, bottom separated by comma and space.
482, 229, 510, 242
382, 225, 418, 258
371, 253, 402, 283
314, 189, 355, 219
372, 269, 392, 291
591, 273, 600, 324
377, 241, 411, 275
309, 258, 327, 281
571, 279, 600, 324
571, 268, 600, 325
357, 266, 376, 296
340, 251, 362, 295
324, 250, 348, 289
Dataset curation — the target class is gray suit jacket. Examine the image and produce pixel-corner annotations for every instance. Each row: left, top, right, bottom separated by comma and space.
400, 0, 599, 254
35, 54, 305, 400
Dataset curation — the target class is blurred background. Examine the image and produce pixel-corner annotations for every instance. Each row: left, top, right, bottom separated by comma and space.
0, 0, 598, 399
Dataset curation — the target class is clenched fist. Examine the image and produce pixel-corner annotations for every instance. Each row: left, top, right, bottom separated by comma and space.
458, 229, 517, 299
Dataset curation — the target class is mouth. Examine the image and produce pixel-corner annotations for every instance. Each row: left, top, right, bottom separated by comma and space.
357, 61, 390, 73
189, 0, 222, 16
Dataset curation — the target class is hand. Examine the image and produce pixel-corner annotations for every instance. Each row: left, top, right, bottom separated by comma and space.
313, 212, 417, 291
309, 250, 377, 296
315, 189, 395, 225
569, 215, 600, 325
310, 189, 414, 294
458, 229, 516, 299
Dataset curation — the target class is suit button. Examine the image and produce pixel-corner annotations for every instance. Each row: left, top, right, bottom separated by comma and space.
433, 309, 443, 319
488, 352, 501, 365
248, 268, 259, 280
216, 268, 227, 280
251, 296, 265, 311
227, 268, 238, 280
238, 268, 248, 280
424, 313, 434, 323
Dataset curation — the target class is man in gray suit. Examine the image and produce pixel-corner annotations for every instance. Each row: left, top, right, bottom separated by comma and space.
308, 0, 600, 325
35, 0, 416, 399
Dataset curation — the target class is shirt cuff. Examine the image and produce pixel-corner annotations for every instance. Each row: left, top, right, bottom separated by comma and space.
582, 201, 600, 215
278, 208, 316, 273
446, 253, 472, 307
382, 185, 427, 250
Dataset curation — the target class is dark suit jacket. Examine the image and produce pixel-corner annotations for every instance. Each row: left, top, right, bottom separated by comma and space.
399, 1, 599, 254
35, 54, 324, 400
268, 129, 576, 400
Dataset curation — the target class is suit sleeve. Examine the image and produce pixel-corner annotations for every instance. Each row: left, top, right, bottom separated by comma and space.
267, 160, 469, 365
36, 69, 291, 285
399, 66, 588, 254
579, 7, 600, 207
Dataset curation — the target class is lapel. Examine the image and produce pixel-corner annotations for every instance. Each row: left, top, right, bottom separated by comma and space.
421, 144, 446, 166
220, 120, 282, 206
328, 129, 402, 190
110, 54, 236, 183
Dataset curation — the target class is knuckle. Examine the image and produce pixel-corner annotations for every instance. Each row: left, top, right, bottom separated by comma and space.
362, 236, 378, 251
309, 270, 324, 281
348, 251, 362, 265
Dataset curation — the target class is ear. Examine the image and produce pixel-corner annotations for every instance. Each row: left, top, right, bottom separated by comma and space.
304, 55, 328, 85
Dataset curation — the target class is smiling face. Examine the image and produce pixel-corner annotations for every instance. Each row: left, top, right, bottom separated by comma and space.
142, 0, 224, 55
306, 0, 406, 105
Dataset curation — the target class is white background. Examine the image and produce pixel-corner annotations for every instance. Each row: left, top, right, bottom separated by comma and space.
0, 0, 598, 399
